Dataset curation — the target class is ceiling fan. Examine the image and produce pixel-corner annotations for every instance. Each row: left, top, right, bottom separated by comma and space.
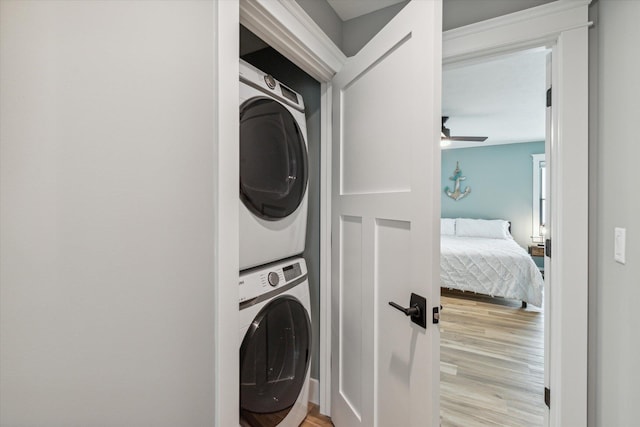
441, 116, 488, 142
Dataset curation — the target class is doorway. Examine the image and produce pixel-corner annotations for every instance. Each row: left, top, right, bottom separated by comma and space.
439, 47, 548, 426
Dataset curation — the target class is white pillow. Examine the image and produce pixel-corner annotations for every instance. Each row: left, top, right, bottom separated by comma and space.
441, 218, 456, 235
455, 218, 510, 239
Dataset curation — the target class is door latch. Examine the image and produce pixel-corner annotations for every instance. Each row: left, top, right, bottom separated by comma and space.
388, 293, 427, 329
433, 305, 440, 324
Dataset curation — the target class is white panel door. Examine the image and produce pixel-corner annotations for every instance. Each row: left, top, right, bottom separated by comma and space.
544, 51, 552, 424
330, 1, 442, 426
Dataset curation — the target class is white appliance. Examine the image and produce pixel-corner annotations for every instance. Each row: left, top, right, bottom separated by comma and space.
239, 59, 309, 271
239, 257, 312, 427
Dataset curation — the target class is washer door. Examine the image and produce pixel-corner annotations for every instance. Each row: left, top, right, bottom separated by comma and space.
240, 97, 308, 220
240, 296, 311, 424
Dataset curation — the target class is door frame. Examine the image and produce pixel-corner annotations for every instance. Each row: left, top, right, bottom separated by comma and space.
220, 0, 590, 425
443, 2, 590, 425
214, 1, 240, 426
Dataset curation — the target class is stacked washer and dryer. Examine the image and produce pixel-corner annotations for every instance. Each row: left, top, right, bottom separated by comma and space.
238, 59, 312, 427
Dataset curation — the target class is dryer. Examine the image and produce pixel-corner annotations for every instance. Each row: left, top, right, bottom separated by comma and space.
239, 59, 309, 271
239, 257, 312, 427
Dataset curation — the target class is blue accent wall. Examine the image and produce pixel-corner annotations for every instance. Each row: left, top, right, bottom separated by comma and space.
442, 141, 545, 249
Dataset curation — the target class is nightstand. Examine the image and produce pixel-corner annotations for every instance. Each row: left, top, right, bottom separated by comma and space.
528, 245, 545, 257
528, 245, 545, 278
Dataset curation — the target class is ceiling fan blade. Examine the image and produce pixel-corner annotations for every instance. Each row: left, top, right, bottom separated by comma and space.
449, 136, 488, 142
441, 117, 488, 142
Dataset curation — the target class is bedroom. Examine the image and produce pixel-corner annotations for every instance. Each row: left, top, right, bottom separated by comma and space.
440, 47, 548, 425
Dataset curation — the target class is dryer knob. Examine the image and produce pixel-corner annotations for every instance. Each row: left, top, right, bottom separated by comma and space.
267, 272, 280, 287
264, 74, 276, 90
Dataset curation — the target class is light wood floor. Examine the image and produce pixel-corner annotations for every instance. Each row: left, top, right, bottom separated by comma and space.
300, 403, 333, 427
299, 290, 543, 427
440, 290, 545, 427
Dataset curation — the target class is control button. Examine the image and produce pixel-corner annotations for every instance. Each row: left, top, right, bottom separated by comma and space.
267, 272, 279, 287
264, 74, 276, 90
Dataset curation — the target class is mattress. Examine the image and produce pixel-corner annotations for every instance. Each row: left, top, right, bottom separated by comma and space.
440, 235, 544, 307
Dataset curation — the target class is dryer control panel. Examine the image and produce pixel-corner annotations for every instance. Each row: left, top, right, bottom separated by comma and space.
239, 257, 307, 304
239, 59, 305, 113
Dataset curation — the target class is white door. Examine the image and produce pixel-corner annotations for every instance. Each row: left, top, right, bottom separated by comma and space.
330, 1, 442, 426
544, 51, 552, 424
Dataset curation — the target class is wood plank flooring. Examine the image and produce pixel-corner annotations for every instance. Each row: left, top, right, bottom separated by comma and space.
299, 290, 543, 427
301, 403, 333, 427
440, 290, 545, 427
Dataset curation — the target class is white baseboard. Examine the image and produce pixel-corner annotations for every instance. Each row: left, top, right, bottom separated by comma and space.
308, 378, 319, 405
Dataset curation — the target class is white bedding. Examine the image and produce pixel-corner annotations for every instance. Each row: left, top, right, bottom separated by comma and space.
441, 235, 544, 307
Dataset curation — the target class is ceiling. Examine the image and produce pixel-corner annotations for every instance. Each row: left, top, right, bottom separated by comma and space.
326, 0, 554, 27
442, 47, 548, 149
322, 1, 548, 150
326, 0, 406, 21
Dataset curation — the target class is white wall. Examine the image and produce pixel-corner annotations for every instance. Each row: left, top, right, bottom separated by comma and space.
0, 1, 216, 425
591, 0, 640, 424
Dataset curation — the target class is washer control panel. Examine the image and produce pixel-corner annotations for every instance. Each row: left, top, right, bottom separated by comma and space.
239, 257, 307, 304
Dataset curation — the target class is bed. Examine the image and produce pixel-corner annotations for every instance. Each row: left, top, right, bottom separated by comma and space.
440, 218, 544, 307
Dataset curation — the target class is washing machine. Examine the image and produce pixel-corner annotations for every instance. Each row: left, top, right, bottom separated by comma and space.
239, 59, 309, 271
239, 257, 312, 427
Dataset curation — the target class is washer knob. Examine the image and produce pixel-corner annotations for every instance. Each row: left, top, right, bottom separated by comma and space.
267, 272, 279, 287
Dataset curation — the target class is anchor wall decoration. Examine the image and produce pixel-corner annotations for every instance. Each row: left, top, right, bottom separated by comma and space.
445, 161, 471, 201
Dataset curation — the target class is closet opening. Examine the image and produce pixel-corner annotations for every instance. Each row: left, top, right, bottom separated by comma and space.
239, 24, 323, 426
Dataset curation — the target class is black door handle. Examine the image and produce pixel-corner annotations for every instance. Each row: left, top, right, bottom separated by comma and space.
389, 301, 421, 318
388, 293, 427, 329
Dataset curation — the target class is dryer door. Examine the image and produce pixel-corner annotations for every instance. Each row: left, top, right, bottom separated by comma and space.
240, 295, 311, 424
240, 97, 308, 220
